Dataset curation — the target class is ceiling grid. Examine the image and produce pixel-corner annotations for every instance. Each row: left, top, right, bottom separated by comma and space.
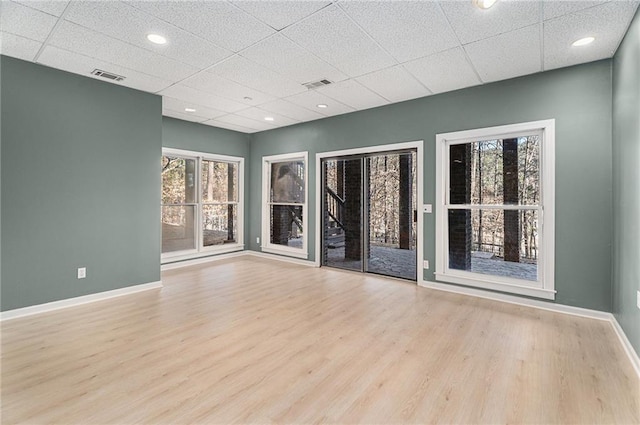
1, 0, 637, 133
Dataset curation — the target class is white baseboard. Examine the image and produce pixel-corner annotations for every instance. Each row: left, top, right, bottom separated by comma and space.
420, 280, 612, 321
0, 281, 163, 322
421, 279, 640, 378
161, 250, 316, 271
244, 250, 318, 267
161, 250, 245, 271
610, 316, 640, 378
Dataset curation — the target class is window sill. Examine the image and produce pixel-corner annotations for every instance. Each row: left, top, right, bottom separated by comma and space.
434, 272, 556, 300
261, 246, 308, 260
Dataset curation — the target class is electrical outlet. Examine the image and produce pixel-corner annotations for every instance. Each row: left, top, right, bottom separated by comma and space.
423, 260, 429, 269
77, 267, 86, 279
256, 237, 260, 244
637, 291, 640, 310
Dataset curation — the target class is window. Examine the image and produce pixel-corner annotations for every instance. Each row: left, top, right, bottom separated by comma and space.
435, 120, 555, 299
262, 152, 308, 259
162, 148, 243, 262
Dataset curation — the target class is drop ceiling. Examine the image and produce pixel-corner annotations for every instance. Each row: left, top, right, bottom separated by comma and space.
1, 0, 638, 133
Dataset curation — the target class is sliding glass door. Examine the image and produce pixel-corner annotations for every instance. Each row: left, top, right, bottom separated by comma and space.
321, 150, 417, 280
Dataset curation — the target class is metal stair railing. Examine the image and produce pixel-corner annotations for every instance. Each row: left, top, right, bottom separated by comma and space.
326, 187, 345, 231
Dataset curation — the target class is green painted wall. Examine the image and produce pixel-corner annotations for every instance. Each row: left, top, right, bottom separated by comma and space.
0, 56, 162, 311
250, 60, 614, 311
0, 54, 620, 316
162, 117, 252, 249
612, 10, 640, 354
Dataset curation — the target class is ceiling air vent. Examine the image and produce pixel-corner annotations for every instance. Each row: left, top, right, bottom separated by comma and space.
303, 79, 332, 90
91, 69, 125, 82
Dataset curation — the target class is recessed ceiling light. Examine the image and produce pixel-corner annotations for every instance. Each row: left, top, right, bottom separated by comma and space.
147, 34, 167, 45
474, 0, 497, 9
317, 104, 328, 109
264, 117, 274, 121
184, 108, 196, 112
572, 36, 595, 47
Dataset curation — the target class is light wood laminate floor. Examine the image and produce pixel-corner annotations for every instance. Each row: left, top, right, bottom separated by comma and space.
2, 257, 638, 424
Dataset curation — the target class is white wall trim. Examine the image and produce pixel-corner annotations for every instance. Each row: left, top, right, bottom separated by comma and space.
434, 272, 556, 300
161, 250, 246, 271
259, 246, 309, 259
0, 281, 163, 322
421, 279, 611, 320
161, 245, 245, 265
610, 316, 640, 378
162, 147, 242, 163
163, 250, 316, 271
245, 250, 317, 267
421, 279, 640, 378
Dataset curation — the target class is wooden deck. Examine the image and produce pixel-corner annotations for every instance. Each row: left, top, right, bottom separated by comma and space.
1, 257, 638, 424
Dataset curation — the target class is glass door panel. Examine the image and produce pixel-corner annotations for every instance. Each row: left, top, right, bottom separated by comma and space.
322, 158, 363, 272
365, 152, 417, 280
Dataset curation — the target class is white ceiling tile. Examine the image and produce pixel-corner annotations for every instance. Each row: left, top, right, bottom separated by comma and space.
159, 84, 248, 113
441, 0, 541, 44
0, 31, 42, 61
13, 0, 69, 16
356, 65, 431, 103
339, 1, 458, 63
48, 21, 198, 81
235, 107, 300, 127
0, 1, 58, 41
125, 0, 275, 52
64, 1, 232, 69
182, 71, 275, 106
2, 0, 636, 128
207, 55, 306, 97
404, 47, 481, 94
162, 97, 226, 120
232, 1, 331, 30
316, 79, 389, 110
465, 24, 542, 83
543, 1, 608, 20
163, 110, 208, 123
544, 1, 639, 70
215, 114, 277, 131
257, 99, 325, 122
202, 119, 256, 133
282, 5, 396, 77
240, 34, 348, 84
37, 46, 174, 93
285, 89, 355, 116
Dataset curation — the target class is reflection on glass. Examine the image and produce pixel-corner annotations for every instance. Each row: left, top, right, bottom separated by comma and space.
201, 161, 238, 203
271, 161, 305, 203
202, 204, 237, 246
162, 156, 196, 204
162, 205, 196, 253
448, 208, 538, 281
270, 205, 303, 249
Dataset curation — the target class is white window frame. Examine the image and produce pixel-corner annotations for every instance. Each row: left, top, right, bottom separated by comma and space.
162, 147, 244, 263
435, 120, 556, 300
262, 151, 309, 259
